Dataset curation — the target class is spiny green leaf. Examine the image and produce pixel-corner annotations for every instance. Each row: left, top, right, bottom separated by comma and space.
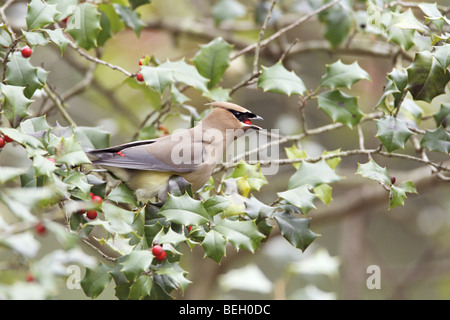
284, 144, 306, 170
0, 84, 33, 128
320, 60, 370, 89
120, 250, 153, 282
203, 195, 230, 217
106, 183, 137, 207
319, 7, 351, 48
54, 135, 91, 166
257, 60, 306, 96
66, 3, 101, 50
274, 212, 319, 252
387, 27, 415, 51
313, 183, 333, 205
228, 161, 268, 192
159, 193, 209, 225
22, 31, 49, 47
376, 116, 414, 153
288, 160, 341, 190
420, 127, 450, 154
33, 154, 57, 177
192, 37, 233, 89
5, 53, 47, 99
113, 4, 145, 37
212, 0, 246, 24
433, 44, 450, 70
81, 263, 112, 299
406, 51, 450, 103
389, 181, 417, 209
213, 219, 264, 253
26, 0, 60, 30
317, 90, 363, 128
389, 9, 429, 33
43, 29, 70, 55
356, 159, 391, 185
202, 229, 226, 263
128, 275, 153, 300
277, 185, 317, 214
433, 103, 450, 127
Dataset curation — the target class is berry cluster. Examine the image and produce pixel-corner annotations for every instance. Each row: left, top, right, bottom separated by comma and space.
76, 192, 103, 220
151, 241, 166, 262
0, 134, 13, 149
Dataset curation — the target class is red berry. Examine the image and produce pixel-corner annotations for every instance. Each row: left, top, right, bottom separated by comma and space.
188, 225, 192, 232
139, 60, 142, 66
243, 119, 252, 125
35, 222, 46, 235
76, 209, 86, 214
91, 195, 103, 204
62, 17, 69, 24
86, 210, 97, 220
26, 272, 35, 282
152, 245, 164, 257
3, 135, 13, 143
21, 46, 32, 58
136, 72, 144, 82
155, 250, 166, 262
0, 137, 5, 149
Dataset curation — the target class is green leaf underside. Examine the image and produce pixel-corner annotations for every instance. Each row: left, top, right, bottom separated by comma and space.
356, 159, 391, 185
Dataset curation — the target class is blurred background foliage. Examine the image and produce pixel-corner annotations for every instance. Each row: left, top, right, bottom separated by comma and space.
1, 0, 450, 300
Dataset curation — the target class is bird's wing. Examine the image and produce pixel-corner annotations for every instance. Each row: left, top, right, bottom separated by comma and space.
87, 136, 204, 173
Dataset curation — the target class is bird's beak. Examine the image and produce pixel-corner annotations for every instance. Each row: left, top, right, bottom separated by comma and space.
253, 115, 264, 121
243, 114, 263, 131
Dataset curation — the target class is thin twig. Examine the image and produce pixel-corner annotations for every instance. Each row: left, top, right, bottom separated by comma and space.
253, 0, 278, 74
43, 84, 77, 127
231, 0, 342, 60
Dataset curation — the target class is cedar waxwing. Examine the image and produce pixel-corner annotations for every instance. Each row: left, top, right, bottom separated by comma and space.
87, 102, 263, 202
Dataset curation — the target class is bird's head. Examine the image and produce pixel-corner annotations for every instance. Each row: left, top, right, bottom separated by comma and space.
204, 101, 264, 132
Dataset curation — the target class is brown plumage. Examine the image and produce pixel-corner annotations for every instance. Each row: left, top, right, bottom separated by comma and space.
87, 102, 263, 202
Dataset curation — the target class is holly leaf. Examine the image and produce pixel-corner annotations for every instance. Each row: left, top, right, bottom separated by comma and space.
192, 37, 233, 89
284, 144, 307, 170
43, 29, 70, 55
257, 60, 306, 96
0, 84, 33, 128
389, 181, 417, 209
320, 60, 370, 89
113, 4, 145, 37
128, 275, 153, 300
26, 0, 60, 30
376, 116, 414, 153
129, 0, 152, 10
107, 183, 138, 207
356, 159, 391, 185
212, 0, 246, 24
54, 135, 91, 166
141, 60, 209, 95
288, 160, 341, 189
389, 9, 429, 33
319, 7, 351, 48
227, 161, 268, 192
66, 3, 102, 50
120, 250, 153, 282
203, 195, 230, 217
433, 44, 450, 70
202, 229, 227, 263
387, 27, 415, 51
407, 51, 450, 103
159, 193, 209, 225
433, 103, 450, 127
420, 127, 450, 154
5, 53, 47, 99
213, 219, 264, 253
274, 212, 319, 252
317, 90, 363, 128
277, 185, 317, 214
81, 263, 112, 299
377, 68, 408, 110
